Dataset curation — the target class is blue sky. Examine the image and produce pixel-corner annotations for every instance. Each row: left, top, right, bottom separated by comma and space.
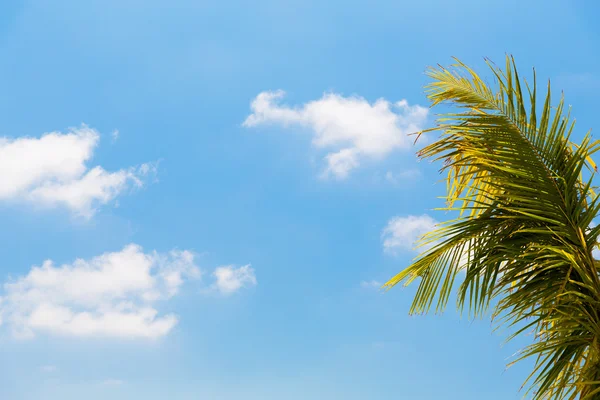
0, 1, 599, 399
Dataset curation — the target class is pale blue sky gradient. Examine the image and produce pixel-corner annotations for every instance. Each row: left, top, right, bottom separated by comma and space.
0, 1, 599, 399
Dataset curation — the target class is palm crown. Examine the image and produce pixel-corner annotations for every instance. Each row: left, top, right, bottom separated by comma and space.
385, 56, 600, 399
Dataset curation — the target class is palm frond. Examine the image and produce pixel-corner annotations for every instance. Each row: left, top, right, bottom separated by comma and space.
385, 56, 600, 399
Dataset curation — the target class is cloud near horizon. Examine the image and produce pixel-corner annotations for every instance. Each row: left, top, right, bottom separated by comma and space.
243, 90, 428, 179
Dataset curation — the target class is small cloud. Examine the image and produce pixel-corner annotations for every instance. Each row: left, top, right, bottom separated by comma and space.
111, 130, 120, 143
211, 264, 257, 295
382, 214, 438, 254
243, 91, 428, 179
382, 215, 482, 273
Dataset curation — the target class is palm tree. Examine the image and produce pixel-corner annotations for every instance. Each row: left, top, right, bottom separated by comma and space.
384, 56, 600, 399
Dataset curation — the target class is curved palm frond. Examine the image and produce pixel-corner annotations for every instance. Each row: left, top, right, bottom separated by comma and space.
384, 56, 600, 399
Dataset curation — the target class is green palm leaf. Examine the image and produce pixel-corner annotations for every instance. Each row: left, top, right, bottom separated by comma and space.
385, 56, 600, 399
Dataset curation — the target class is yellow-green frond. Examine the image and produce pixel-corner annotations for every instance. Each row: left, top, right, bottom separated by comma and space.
385, 55, 600, 399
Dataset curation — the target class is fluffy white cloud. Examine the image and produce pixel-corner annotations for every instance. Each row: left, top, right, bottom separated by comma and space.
0, 244, 201, 339
0, 125, 155, 218
382, 214, 438, 254
211, 265, 257, 295
243, 91, 428, 178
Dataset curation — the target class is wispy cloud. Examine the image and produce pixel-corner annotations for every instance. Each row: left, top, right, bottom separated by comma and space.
211, 265, 257, 295
243, 91, 428, 179
111, 129, 120, 143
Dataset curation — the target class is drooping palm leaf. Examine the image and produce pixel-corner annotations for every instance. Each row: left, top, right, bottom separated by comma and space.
385, 56, 600, 399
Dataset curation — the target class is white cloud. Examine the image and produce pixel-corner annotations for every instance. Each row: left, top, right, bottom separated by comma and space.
111, 129, 120, 142
243, 91, 428, 178
28, 164, 155, 218
211, 265, 257, 295
382, 215, 483, 274
0, 125, 155, 218
382, 214, 438, 254
0, 244, 201, 339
